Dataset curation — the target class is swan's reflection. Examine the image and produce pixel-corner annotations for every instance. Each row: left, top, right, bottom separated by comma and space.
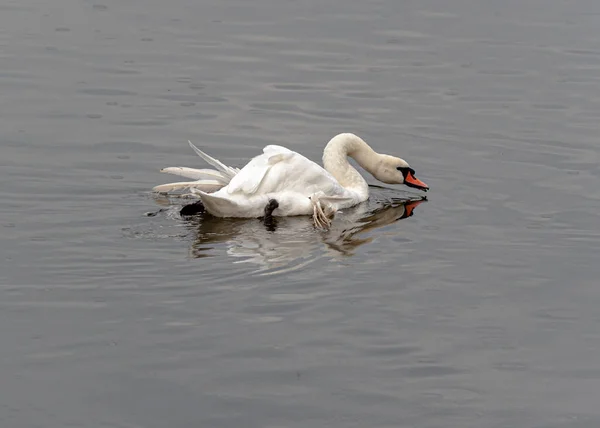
153, 190, 426, 274
321, 196, 425, 256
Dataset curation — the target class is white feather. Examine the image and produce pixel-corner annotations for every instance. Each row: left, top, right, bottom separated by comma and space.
160, 167, 228, 183
187, 141, 239, 180
153, 180, 225, 193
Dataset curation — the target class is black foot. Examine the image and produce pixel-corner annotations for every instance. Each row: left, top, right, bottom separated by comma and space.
180, 201, 205, 216
263, 199, 279, 231
264, 199, 279, 217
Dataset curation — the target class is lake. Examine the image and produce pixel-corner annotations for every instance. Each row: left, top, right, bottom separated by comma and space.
2, 0, 600, 427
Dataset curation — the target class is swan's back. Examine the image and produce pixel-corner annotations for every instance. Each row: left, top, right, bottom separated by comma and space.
221, 145, 345, 198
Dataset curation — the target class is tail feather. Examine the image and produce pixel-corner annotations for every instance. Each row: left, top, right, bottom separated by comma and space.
160, 167, 229, 184
188, 141, 239, 180
153, 180, 225, 194
153, 141, 239, 195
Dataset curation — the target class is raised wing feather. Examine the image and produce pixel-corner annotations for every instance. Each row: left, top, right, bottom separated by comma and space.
188, 141, 239, 180
153, 179, 224, 193
160, 167, 229, 183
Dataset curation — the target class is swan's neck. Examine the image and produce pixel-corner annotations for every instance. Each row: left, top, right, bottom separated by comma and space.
322, 133, 379, 196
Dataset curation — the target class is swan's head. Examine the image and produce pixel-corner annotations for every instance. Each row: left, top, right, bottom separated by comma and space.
374, 155, 429, 191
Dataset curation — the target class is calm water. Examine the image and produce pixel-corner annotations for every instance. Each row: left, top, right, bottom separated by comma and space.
2, 0, 600, 426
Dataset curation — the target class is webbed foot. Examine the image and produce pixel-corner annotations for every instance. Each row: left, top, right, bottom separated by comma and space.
310, 196, 334, 229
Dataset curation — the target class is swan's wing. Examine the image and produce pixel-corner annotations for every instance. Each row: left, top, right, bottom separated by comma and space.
262, 144, 295, 158
153, 180, 225, 193
153, 142, 240, 194
225, 145, 344, 197
224, 145, 291, 195
160, 167, 229, 184
188, 141, 239, 180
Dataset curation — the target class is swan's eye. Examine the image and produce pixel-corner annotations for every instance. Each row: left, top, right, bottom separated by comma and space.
396, 167, 415, 178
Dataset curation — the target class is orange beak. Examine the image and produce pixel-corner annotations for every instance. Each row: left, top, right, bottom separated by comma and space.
404, 171, 429, 191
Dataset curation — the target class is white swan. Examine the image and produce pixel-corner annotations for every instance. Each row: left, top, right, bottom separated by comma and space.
153, 133, 428, 228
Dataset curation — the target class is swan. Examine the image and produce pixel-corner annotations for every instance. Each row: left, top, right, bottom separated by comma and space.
153, 133, 428, 228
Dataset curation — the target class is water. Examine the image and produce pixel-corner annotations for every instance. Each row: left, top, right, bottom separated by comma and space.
2, 0, 600, 426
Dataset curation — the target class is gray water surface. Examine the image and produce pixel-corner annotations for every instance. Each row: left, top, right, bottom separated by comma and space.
2, 0, 600, 427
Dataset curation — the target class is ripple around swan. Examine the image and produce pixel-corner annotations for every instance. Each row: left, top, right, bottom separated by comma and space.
141, 190, 427, 278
